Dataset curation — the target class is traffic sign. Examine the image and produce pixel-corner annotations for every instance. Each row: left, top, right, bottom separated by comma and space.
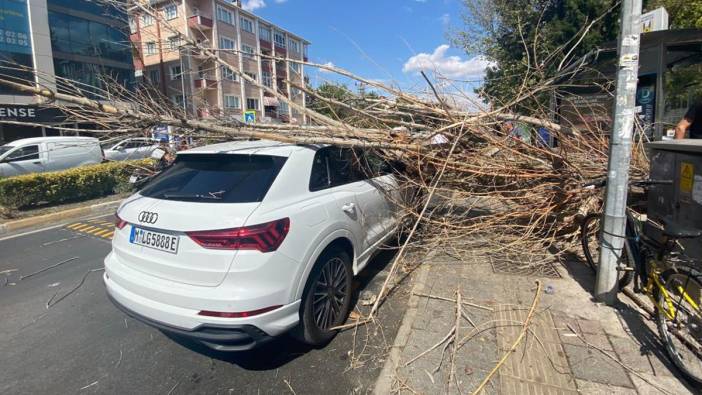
244, 110, 256, 124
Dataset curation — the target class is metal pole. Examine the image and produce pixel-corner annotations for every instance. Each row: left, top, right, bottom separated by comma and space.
595, 0, 642, 305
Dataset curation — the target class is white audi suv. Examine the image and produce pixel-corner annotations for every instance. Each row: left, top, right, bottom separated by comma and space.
104, 140, 400, 350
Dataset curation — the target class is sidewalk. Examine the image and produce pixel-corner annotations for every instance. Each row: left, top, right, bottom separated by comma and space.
374, 245, 697, 394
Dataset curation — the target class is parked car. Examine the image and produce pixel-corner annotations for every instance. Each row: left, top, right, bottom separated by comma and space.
105, 140, 400, 350
0, 136, 103, 178
103, 138, 159, 161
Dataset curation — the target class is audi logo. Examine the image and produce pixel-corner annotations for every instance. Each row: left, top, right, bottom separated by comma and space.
138, 211, 159, 224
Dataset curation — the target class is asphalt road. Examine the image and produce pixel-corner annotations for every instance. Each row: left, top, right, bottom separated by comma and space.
0, 215, 406, 394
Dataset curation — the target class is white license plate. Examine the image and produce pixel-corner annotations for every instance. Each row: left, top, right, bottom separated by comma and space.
129, 226, 179, 254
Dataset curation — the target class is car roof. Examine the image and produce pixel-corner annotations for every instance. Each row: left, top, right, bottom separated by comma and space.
3, 136, 98, 145
181, 139, 315, 157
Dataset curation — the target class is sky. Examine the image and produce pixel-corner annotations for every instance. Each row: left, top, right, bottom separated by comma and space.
245, 0, 491, 95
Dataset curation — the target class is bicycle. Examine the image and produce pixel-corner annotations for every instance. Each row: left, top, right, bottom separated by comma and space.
580, 178, 702, 385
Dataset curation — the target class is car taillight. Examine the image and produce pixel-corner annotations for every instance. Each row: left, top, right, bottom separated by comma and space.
187, 218, 290, 252
197, 305, 282, 318
115, 213, 128, 229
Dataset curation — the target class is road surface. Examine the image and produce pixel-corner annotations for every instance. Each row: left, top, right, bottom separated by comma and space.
0, 215, 405, 394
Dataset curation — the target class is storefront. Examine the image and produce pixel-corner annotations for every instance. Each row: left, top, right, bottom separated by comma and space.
558, 29, 702, 140
0, 104, 71, 144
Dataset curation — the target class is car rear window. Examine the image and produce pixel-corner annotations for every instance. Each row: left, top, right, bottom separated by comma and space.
140, 154, 287, 203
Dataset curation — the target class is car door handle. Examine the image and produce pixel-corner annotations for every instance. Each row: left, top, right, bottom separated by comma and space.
32, 161, 41, 164
342, 203, 355, 213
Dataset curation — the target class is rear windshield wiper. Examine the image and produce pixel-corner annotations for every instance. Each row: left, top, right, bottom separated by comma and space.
162, 193, 222, 200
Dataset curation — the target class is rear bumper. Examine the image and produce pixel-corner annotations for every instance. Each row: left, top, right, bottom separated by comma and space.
107, 291, 271, 351
104, 269, 301, 351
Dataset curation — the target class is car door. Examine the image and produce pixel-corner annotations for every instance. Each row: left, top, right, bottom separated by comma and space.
362, 151, 401, 235
326, 148, 388, 256
310, 148, 367, 261
1, 143, 44, 176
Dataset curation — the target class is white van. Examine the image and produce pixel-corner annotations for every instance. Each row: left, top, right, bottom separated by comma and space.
0, 136, 103, 178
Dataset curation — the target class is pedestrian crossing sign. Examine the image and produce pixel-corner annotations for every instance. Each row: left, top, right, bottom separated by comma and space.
244, 110, 256, 124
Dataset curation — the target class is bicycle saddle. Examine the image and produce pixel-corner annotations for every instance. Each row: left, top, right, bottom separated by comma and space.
662, 217, 702, 239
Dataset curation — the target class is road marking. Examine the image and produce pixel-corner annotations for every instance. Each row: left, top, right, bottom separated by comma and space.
63, 221, 115, 240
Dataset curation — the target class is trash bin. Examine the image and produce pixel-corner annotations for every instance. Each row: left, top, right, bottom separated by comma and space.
646, 140, 702, 259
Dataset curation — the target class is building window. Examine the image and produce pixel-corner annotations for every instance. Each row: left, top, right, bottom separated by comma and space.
129, 16, 137, 33
259, 26, 271, 42
220, 66, 238, 81
246, 98, 259, 110
244, 72, 257, 81
219, 36, 236, 50
170, 65, 182, 80
289, 39, 300, 53
274, 32, 286, 48
168, 36, 181, 52
289, 62, 300, 75
291, 87, 301, 97
164, 5, 177, 20
145, 41, 157, 56
279, 101, 289, 115
216, 6, 233, 24
142, 14, 154, 27
240, 17, 253, 33
171, 94, 185, 107
262, 71, 272, 87
242, 44, 255, 59
148, 69, 159, 83
224, 95, 240, 109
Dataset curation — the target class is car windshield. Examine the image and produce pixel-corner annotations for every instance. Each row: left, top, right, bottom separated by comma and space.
0, 145, 14, 157
140, 154, 287, 203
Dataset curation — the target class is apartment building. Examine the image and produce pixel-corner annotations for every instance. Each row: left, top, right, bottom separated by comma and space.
130, 0, 310, 124
0, 0, 134, 144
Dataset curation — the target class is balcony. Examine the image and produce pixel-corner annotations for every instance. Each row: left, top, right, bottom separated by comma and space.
194, 77, 217, 89
188, 15, 213, 30
260, 40, 272, 51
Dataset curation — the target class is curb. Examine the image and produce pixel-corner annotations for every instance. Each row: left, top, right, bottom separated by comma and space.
0, 200, 122, 236
373, 251, 434, 395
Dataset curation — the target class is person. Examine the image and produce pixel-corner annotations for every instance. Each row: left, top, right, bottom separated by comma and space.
675, 101, 702, 139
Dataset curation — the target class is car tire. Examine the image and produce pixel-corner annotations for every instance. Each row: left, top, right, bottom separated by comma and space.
294, 247, 353, 346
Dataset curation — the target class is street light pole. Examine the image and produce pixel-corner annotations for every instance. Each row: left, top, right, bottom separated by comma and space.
595, 0, 642, 305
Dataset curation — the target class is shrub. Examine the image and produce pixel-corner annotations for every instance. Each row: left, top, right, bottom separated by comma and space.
0, 159, 153, 209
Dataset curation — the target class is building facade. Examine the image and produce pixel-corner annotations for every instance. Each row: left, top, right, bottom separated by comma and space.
0, 0, 134, 144
130, 0, 309, 124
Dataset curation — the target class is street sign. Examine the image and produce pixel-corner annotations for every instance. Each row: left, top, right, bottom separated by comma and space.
641, 7, 668, 33
244, 111, 256, 124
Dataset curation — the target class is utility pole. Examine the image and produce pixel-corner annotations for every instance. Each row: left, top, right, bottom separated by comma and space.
595, 0, 642, 305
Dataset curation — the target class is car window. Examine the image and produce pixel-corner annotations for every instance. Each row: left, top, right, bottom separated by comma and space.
0, 145, 14, 157
309, 147, 368, 192
140, 154, 287, 203
6, 145, 39, 162
309, 149, 331, 191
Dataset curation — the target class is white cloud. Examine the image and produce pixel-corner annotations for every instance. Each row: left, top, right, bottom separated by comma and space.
242, 0, 266, 11
319, 61, 335, 73
402, 45, 494, 79
439, 13, 450, 26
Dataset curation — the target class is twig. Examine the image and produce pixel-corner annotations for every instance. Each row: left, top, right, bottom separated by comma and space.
46, 268, 104, 308
20, 257, 79, 280
167, 382, 179, 395
471, 281, 542, 395
404, 325, 456, 366
448, 289, 462, 394
566, 323, 673, 395
412, 292, 494, 311
283, 379, 296, 395
79, 381, 98, 391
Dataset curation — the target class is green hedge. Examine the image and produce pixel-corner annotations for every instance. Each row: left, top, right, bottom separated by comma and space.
0, 159, 153, 209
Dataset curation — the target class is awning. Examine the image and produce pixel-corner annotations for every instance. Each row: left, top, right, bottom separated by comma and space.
263, 97, 280, 107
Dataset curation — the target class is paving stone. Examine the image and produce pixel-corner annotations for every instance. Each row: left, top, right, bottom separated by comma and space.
608, 336, 659, 376
578, 319, 604, 334
582, 332, 614, 352
629, 371, 696, 395
574, 379, 638, 394
562, 344, 634, 388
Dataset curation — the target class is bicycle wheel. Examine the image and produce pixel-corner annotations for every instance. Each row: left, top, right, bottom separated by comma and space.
579, 213, 633, 289
656, 266, 702, 385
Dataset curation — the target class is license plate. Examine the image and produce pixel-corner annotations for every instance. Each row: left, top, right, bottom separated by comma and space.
129, 226, 179, 254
